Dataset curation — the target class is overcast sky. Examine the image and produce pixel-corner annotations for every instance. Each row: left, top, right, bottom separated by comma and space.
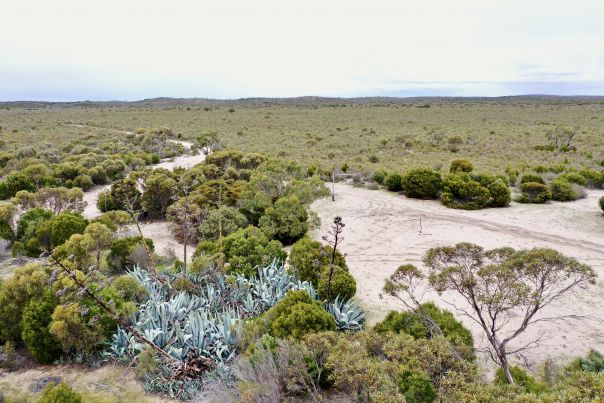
2, 0, 604, 101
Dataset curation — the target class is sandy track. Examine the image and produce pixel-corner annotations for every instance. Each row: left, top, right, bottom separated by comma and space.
81, 140, 206, 262
311, 183, 604, 371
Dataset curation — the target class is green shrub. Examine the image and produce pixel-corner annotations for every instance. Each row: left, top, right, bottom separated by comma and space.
107, 236, 154, 273
401, 169, 442, 199
385, 173, 403, 192
560, 172, 587, 186
519, 174, 545, 185
449, 159, 473, 173
493, 366, 546, 394
441, 174, 490, 210
317, 265, 356, 301
599, 196, 604, 212
488, 179, 511, 207
259, 196, 308, 244
171, 277, 197, 294
21, 292, 61, 363
374, 302, 473, 352
198, 206, 248, 241
135, 345, 158, 379
288, 237, 347, 287
372, 170, 387, 185
196, 226, 286, 277
550, 178, 580, 201
266, 290, 336, 340
38, 382, 82, 403
73, 174, 94, 191
35, 211, 88, 250
517, 182, 551, 204
579, 168, 604, 188
0, 263, 49, 343
505, 167, 519, 186
397, 366, 437, 403
16, 207, 53, 241
108, 275, 148, 302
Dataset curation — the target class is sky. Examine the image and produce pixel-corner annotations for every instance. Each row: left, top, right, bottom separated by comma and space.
2, 0, 604, 101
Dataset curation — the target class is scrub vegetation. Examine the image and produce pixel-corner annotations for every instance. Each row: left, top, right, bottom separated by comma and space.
0, 97, 603, 401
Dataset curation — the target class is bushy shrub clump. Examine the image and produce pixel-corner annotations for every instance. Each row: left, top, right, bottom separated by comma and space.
374, 302, 473, 353
385, 173, 403, 192
449, 159, 473, 173
560, 172, 587, 186
519, 173, 545, 185
599, 196, 604, 212
259, 195, 308, 244
107, 236, 154, 273
397, 366, 437, 403
441, 174, 490, 210
195, 226, 286, 277
198, 206, 248, 241
288, 237, 347, 287
20, 291, 61, 363
579, 168, 604, 188
550, 178, 584, 201
372, 169, 388, 185
38, 382, 82, 403
401, 169, 442, 199
317, 265, 356, 301
488, 179, 512, 207
517, 182, 551, 203
265, 290, 336, 340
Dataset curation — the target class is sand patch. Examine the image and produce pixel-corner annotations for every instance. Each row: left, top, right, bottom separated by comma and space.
311, 183, 604, 372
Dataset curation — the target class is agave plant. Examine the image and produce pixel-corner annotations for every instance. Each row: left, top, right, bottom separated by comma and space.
328, 296, 366, 332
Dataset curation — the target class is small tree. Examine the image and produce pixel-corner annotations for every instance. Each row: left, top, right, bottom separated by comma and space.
166, 197, 204, 273
423, 243, 596, 384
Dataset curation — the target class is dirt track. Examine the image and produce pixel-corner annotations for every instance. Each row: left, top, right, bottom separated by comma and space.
311, 183, 604, 372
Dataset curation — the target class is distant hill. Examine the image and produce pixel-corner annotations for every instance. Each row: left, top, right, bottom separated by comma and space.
1, 95, 604, 108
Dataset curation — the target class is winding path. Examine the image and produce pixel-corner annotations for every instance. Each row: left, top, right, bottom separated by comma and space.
81, 139, 207, 262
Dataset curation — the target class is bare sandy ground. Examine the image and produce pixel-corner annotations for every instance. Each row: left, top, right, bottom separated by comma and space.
311, 183, 604, 372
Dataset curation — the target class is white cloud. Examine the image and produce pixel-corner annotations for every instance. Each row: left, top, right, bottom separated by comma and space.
1, 0, 603, 100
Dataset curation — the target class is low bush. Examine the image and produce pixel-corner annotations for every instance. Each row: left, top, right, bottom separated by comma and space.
441, 174, 490, 210
449, 159, 473, 173
397, 366, 437, 403
560, 172, 587, 186
579, 168, 604, 188
198, 206, 248, 241
317, 265, 356, 301
401, 169, 442, 199
38, 382, 82, 403
519, 173, 545, 185
517, 182, 551, 204
599, 196, 604, 212
374, 302, 474, 353
487, 179, 511, 207
385, 173, 403, 192
288, 237, 347, 287
107, 236, 154, 273
265, 290, 336, 340
372, 169, 388, 185
259, 196, 308, 244
550, 178, 582, 201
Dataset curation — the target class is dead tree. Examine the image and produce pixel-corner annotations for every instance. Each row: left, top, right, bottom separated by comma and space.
322, 216, 345, 300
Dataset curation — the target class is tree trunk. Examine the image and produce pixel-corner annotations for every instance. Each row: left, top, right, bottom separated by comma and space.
183, 242, 187, 274
499, 353, 514, 384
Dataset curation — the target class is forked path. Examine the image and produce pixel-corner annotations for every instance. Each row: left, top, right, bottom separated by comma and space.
82, 140, 206, 262
311, 183, 604, 370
